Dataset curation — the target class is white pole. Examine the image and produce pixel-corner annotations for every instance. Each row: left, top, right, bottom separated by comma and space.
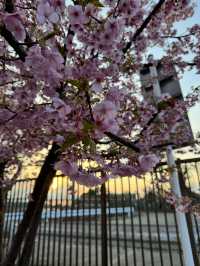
149, 61, 195, 266
166, 146, 195, 266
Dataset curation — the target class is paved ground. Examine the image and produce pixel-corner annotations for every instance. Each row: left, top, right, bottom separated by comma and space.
4, 212, 200, 266
30, 235, 184, 266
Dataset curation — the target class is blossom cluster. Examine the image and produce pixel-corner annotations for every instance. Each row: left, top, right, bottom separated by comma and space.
0, 0, 199, 192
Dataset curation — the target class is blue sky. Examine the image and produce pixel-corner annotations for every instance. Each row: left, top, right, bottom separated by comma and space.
176, 2, 200, 135
178, 2, 200, 135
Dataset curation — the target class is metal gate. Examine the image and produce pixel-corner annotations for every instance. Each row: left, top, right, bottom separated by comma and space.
2, 158, 200, 265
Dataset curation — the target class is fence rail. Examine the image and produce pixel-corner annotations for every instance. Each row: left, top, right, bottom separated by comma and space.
2, 158, 200, 266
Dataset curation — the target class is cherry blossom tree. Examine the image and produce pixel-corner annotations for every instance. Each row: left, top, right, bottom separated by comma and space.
0, 0, 200, 265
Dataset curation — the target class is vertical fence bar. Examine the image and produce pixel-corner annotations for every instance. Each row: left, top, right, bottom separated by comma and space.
0, 187, 5, 264
6, 183, 17, 249
36, 198, 42, 266
0, 162, 6, 265
184, 161, 200, 251
150, 172, 164, 266
183, 163, 191, 188
156, 167, 174, 266
75, 184, 80, 266
88, 187, 92, 266
194, 162, 200, 189
114, 179, 121, 266
52, 178, 59, 266
12, 180, 23, 261
101, 183, 108, 266
82, 185, 85, 266
47, 183, 54, 266
94, 187, 99, 266
41, 199, 48, 266
143, 176, 155, 266
69, 182, 75, 266
29, 180, 36, 266
194, 161, 200, 253
135, 177, 146, 266
107, 181, 113, 266
5, 182, 16, 251
4, 185, 13, 250
121, 178, 129, 265
128, 177, 137, 266
63, 178, 69, 266
58, 177, 64, 266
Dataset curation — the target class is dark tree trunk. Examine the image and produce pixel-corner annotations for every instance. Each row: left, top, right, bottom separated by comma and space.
16, 159, 58, 266
0, 162, 6, 265
0, 189, 5, 266
2, 143, 60, 266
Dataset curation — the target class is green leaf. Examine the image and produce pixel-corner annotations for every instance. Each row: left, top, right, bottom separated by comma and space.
82, 136, 96, 153
58, 45, 65, 57
82, 136, 91, 146
83, 120, 95, 132
62, 133, 79, 149
89, 139, 96, 153
66, 79, 83, 89
157, 101, 169, 110
108, 149, 118, 156
66, 79, 89, 91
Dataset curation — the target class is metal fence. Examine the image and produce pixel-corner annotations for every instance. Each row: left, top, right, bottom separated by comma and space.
2, 158, 200, 266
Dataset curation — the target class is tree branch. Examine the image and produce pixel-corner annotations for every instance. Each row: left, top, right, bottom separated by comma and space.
84, 87, 140, 152
133, 111, 159, 146
0, 25, 26, 61
104, 132, 140, 152
123, 0, 165, 53
4, 0, 14, 13
161, 33, 195, 40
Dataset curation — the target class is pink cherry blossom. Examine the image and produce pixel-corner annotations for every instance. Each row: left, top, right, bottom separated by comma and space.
52, 97, 71, 118
3, 13, 26, 41
93, 100, 119, 135
68, 5, 86, 26
55, 160, 78, 177
25, 46, 64, 86
138, 154, 160, 172
71, 171, 107, 187
112, 165, 138, 177
93, 100, 117, 120
91, 72, 105, 93
51, 0, 65, 11
176, 197, 192, 213
106, 88, 125, 108
36, 1, 59, 25
165, 192, 177, 206
0, 0, 199, 241
84, 4, 97, 23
